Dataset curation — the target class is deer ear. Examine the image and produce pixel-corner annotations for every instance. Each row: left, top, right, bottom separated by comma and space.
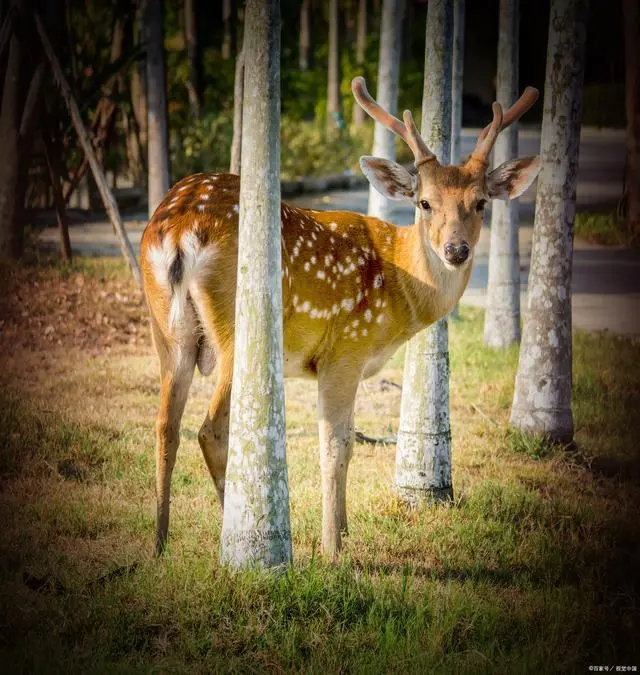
359, 156, 417, 202
486, 156, 541, 200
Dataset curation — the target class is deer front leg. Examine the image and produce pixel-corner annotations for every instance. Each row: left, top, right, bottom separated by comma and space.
317, 369, 359, 561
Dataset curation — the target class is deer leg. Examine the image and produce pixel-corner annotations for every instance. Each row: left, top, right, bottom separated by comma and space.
154, 344, 197, 556
317, 368, 359, 561
198, 354, 233, 506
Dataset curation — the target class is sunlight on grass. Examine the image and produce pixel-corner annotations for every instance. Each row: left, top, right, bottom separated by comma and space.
0, 260, 638, 672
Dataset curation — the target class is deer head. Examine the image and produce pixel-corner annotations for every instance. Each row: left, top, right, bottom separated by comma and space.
351, 76, 541, 270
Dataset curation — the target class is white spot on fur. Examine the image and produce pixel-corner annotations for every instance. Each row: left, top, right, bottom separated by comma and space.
364, 309, 372, 322
376, 313, 385, 324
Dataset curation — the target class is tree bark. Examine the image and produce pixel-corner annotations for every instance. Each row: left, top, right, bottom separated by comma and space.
220, 0, 292, 570
34, 10, 142, 287
299, 0, 311, 71
327, 0, 341, 127
394, 0, 454, 505
623, 0, 639, 236
450, 0, 465, 165
510, 0, 589, 443
145, 0, 170, 216
230, 48, 244, 175
184, 0, 201, 119
484, 0, 521, 348
352, 0, 367, 127
0, 27, 24, 258
367, 0, 405, 220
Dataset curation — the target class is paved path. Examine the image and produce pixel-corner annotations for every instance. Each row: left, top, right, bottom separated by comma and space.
37, 128, 640, 337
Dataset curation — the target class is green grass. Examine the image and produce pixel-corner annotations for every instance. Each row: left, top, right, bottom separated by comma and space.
574, 210, 633, 246
0, 260, 639, 673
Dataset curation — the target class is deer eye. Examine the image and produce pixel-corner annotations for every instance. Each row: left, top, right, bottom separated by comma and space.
476, 199, 487, 212
420, 200, 431, 211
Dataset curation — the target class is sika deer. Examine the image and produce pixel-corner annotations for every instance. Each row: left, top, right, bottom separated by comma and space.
141, 77, 540, 559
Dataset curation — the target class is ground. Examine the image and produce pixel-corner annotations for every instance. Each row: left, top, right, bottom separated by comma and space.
0, 257, 639, 673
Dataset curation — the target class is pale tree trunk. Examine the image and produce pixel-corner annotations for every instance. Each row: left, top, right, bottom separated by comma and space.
327, 0, 341, 127
623, 0, 639, 236
299, 0, 311, 70
220, 0, 292, 570
449, 0, 464, 320
367, 0, 405, 220
352, 0, 367, 127
510, 0, 589, 443
230, 48, 244, 175
395, 0, 454, 505
34, 10, 142, 287
484, 0, 521, 347
145, 0, 170, 216
450, 0, 464, 165
184, 0, 201, 119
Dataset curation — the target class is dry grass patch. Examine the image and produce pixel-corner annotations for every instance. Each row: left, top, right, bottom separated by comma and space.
0, 257, 639, 672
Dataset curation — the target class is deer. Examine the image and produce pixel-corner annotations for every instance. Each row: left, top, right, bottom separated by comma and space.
140, 76, 541, 560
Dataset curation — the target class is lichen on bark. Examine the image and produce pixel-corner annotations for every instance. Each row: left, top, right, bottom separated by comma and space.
510, 0, 589, 443
220, 0, 293, 570
395, 0, 454, 505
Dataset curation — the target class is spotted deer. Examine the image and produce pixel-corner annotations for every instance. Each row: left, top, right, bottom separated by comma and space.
141, 77, 541, 559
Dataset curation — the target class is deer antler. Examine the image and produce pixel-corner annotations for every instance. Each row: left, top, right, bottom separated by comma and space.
470, 86, 539, 163
351, 76, 436, 167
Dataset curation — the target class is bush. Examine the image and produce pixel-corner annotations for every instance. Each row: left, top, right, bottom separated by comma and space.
581, 84, 626, 129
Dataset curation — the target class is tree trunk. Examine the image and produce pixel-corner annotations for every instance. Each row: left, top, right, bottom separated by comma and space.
219, 0, 292, 570
145, 0, 170, 216
0, 28, 23, 258
623, 0, 639, 236
483, 0, 521, 348
184, 0, 201, 119
394, 0, 454, 505
450, 0, 464, 165
44, 131, 72, 263
299, 0, 311, 71
34, 10, 142, 287
230, 48, 244, 175
222, 0, 236, 60
352, 0, 368, 127
510, 0, 589, 443
367, 0, 405, 220
327, 0, 341, 127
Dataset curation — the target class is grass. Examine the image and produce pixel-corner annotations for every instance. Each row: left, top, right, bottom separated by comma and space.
0, 257, 639, 673
574, 210, 634, 246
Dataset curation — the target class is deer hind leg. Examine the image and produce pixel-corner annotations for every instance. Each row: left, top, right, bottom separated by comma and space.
150, 314, 197, 557
198, 351, 233, 506
317, 366, 360, 561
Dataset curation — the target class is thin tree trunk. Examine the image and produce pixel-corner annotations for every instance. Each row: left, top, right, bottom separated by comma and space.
44, 132, 72, 263
0, 28, 23, 258
484, 0, 521, 347
352, 0, 368, 127
327, 0, 341, 127
367, 0, 405, 220
184, 0, 201, 119
510, 0, 589, 443
34, 10, 142, 287
299, 0, 311, 70
145, 0, 170, 216
220, 0, 292, 570
623, 0, 639, 236
450, 0, 464, 165
394, 0, 454, 505
230, 48, 245, 175
222, 0, 235, 60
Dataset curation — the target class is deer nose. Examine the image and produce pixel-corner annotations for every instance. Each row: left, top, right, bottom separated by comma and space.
444, 241, 470, 265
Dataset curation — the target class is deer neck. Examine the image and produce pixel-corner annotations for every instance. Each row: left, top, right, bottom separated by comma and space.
392, 223, 471, 332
